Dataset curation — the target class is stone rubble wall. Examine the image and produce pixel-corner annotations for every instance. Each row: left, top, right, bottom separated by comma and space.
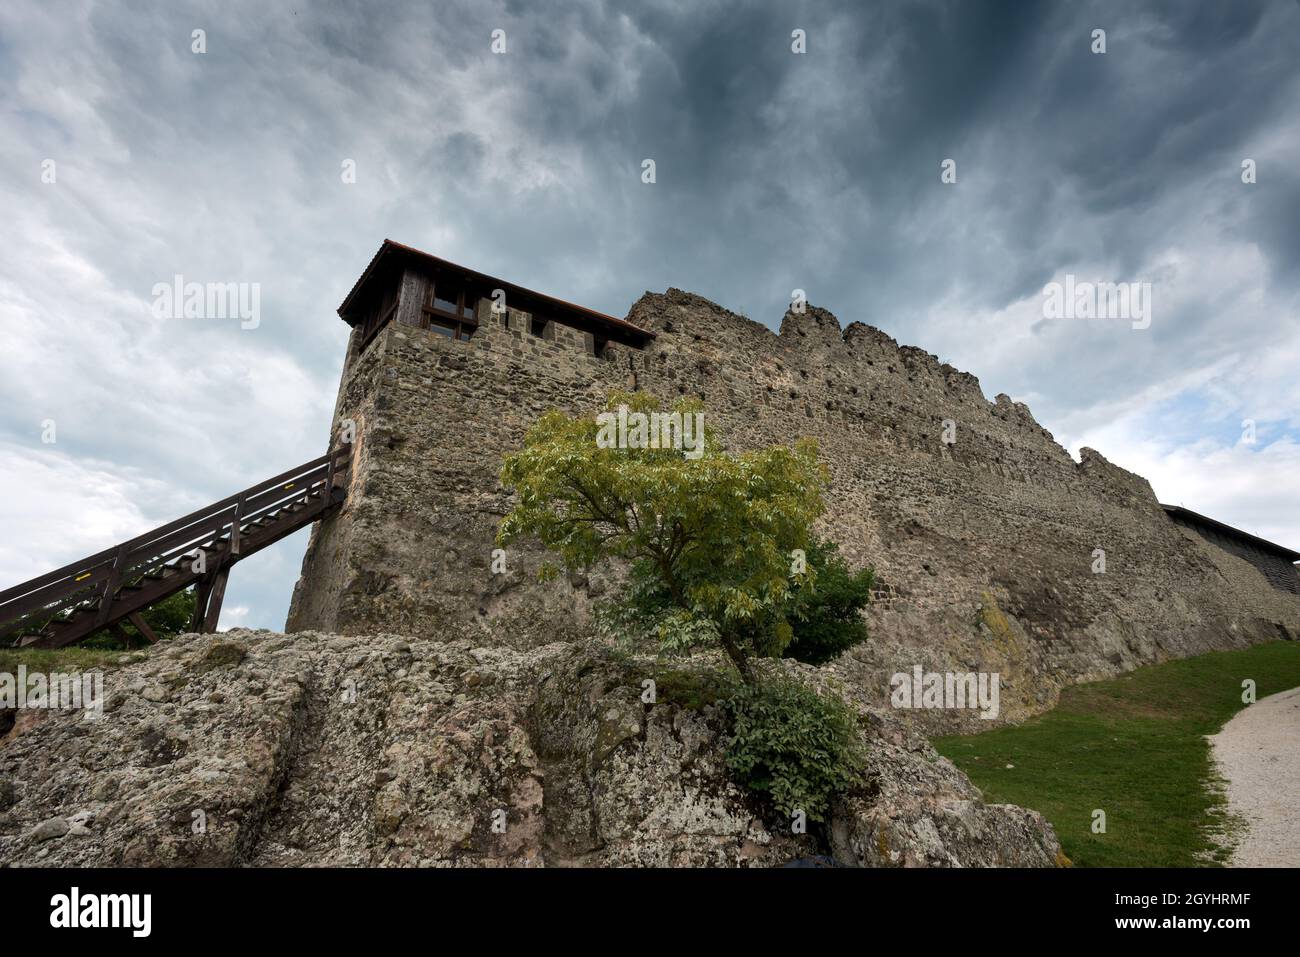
287, 289, 1300, 728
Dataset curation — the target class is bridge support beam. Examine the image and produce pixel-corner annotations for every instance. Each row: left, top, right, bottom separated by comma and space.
202, 567, 229, 633
192, 566, 231, 634
109, 622, 137, 649
128, 611, 159, 644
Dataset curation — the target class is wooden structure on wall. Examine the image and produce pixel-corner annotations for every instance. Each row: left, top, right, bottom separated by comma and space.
340, 239, 655, 355
1163, 504, 1300, 595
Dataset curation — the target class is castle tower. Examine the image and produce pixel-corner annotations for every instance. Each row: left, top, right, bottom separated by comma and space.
286, 240, 655, 646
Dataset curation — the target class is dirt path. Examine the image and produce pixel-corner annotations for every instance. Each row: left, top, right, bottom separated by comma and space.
1209, 685, 1300, 867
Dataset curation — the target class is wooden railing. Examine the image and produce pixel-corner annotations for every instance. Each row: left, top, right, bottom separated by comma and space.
0, 444, 352, 648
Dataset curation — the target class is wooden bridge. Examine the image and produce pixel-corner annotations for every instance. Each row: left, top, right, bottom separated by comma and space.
0, 444, 351, 649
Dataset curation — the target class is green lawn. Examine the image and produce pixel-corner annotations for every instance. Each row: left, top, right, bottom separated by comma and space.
932, 640, 1300, 867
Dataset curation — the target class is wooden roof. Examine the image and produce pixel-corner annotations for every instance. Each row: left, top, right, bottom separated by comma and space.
338, 239, 654, 342
1162, 505, 1300, 562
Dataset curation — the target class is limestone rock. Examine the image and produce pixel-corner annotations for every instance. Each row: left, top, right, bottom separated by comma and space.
0, 629, 1061, 868
28, 817, 69, 842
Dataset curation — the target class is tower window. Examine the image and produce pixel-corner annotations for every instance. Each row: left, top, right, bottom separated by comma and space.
422, 277, 478, 341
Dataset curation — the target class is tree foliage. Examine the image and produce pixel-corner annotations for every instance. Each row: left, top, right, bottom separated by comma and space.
499, 391, 827, 682
725, 675, 867, 821
782, 539, 874, 665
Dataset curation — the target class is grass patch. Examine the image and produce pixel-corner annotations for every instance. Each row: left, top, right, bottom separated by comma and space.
933, 640, 1300, 867
0, 646, 137, 675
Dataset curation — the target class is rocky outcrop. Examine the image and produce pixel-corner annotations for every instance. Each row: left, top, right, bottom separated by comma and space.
0, 629, 1061, 868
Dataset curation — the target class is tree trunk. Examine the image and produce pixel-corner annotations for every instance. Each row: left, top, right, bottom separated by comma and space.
719, 630, 756, 685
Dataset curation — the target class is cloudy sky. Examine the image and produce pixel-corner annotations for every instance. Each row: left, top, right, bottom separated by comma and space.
2, 0, 1298, 631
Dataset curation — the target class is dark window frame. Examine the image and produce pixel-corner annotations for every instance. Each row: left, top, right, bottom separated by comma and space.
421, 277, 478, 341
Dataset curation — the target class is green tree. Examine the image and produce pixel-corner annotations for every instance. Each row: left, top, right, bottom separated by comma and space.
782, 539, 873, 665
595, 538, 873, 667
82, 587, 197, 649
499, 391, 827, 683
725, 675, 867, 821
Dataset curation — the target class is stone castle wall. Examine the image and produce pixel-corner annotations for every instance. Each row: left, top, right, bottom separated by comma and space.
287, 285, 1300, 726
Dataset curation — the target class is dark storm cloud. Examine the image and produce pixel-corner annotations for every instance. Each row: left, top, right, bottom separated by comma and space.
437, 0, 1297, 347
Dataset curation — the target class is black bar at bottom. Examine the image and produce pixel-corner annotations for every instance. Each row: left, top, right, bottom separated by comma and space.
1, 866, 1290, 943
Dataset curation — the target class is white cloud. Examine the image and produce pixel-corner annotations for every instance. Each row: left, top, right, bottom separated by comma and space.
0, 445, 183, 585
217, 605, 251, 630
1067, 422, 1300, 552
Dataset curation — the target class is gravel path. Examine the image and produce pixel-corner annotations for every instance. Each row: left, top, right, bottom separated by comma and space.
1209, 685, 1300, 867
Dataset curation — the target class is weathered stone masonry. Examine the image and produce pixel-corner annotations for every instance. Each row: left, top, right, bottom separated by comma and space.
288, 252, 1300, 727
